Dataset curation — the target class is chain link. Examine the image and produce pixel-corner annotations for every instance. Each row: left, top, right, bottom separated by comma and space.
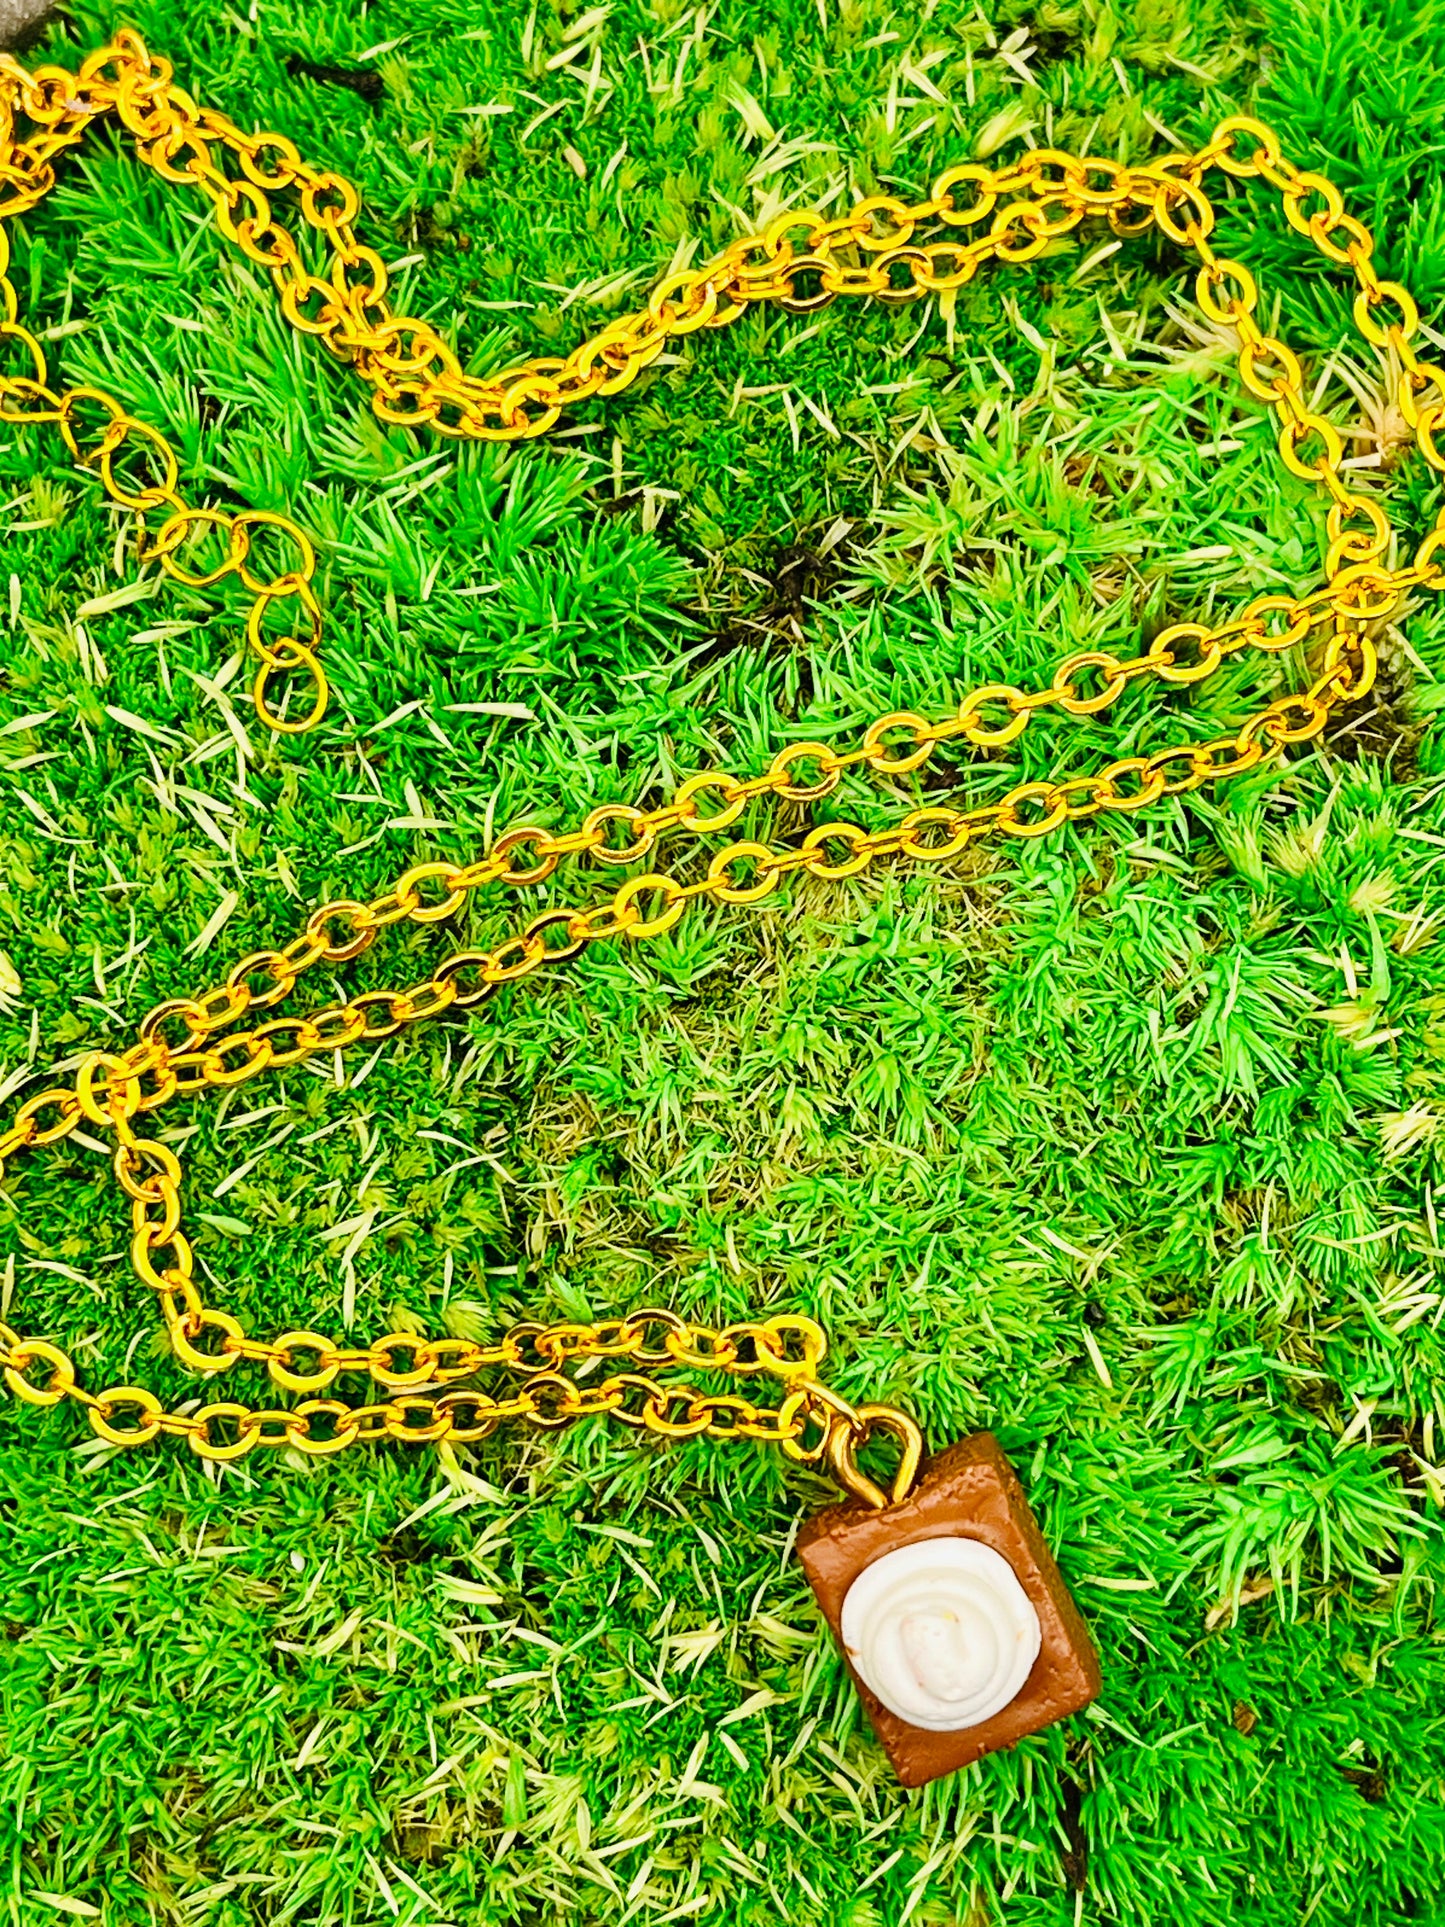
2, 44, 1442, 1501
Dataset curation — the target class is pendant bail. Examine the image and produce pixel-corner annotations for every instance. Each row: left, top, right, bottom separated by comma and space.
827, 1403, 924, 1509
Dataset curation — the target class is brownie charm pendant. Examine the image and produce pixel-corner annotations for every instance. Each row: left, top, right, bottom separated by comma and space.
799, 1427, 1101, 1787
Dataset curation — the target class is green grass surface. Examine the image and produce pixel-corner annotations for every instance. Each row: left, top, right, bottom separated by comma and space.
3, 0, 1445, 1920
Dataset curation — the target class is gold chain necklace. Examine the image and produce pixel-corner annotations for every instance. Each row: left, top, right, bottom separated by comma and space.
2, 32, 1442, 1784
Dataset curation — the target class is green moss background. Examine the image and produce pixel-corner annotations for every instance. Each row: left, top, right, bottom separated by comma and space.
3, 0, 1445, 1920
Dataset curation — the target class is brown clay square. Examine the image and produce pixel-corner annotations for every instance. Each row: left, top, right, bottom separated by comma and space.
797, 1432, 1101, 1787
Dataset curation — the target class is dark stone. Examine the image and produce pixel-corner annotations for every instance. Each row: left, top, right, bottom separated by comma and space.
0, 0, 55, 53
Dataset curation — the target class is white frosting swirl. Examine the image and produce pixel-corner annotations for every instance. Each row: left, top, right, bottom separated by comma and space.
839, 1537, 1042, 1732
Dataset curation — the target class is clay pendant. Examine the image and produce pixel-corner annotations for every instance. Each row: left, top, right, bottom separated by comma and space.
797, 1433, 1101, 1787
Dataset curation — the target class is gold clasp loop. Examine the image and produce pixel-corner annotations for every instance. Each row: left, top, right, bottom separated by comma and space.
827, 1403, 924, 1510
